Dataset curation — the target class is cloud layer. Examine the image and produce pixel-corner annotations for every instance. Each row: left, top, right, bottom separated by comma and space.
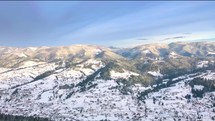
0, 1, 215, 47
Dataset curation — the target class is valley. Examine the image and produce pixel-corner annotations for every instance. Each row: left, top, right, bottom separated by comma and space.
0, 42, 215, 121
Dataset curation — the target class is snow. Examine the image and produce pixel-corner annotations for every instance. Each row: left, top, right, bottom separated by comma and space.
18, 53, 28, 58
202, 71, 215, 80
76, 59, 104, 71
27, 47, 37, 51
39, 91, 53, 103
207, 51, 215, 55
20, 61, 45, 68
142, 50, 151, 54
142, 71, 215, 121
172, 75, 187, 81
170, 52, 177, 56
197, 61, 208, 68
0, 62, 58, 90
0, 84, 10, 89
169, 51, 179, 58
148, 71, 163, 77
193, 85, 204, 90
85, 59, 102, 65
110, 70, 139, 79
80, 68, 94, 75
94, 49, 102, 55
0, 59, 215, 121
0, 68, 10, 73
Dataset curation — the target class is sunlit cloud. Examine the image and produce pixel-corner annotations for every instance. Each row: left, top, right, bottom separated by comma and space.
113, 31, 215, 47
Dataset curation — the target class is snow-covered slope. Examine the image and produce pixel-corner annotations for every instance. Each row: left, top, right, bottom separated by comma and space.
0, 60, 215, 121
0, 42, 215, 121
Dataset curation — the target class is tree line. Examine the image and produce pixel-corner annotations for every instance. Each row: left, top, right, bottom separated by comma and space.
0, 113, 50, 121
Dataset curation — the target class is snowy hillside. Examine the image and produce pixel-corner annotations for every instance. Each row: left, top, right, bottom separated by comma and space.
0, 60, 215, 120
0, 42, 215, 121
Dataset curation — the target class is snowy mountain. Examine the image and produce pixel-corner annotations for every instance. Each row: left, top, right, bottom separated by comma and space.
0, 42, 215, 121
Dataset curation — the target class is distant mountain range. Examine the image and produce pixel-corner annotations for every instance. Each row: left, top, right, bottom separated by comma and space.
1, 42, 214, 65
0, 42, 214, 83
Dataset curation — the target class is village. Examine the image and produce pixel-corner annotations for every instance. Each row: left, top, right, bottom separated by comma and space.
0, 60, 214, 121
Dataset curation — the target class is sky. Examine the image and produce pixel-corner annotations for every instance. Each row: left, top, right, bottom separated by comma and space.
0, 1, 215, 47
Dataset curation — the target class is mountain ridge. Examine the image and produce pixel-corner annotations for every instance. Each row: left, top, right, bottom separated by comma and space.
0, 41, 215, 120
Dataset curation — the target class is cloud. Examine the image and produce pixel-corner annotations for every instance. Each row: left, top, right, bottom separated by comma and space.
0, 1, 215, 47
61, 2, 215, 46
112, 31, 215, 47
137, 38, 148, 40
161, 36, 186, 41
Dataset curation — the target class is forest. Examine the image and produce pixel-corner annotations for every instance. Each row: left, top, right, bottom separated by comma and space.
0, 113, 50, 121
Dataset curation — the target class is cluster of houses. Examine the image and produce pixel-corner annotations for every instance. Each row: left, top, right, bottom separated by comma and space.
0, 60, 215, 121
